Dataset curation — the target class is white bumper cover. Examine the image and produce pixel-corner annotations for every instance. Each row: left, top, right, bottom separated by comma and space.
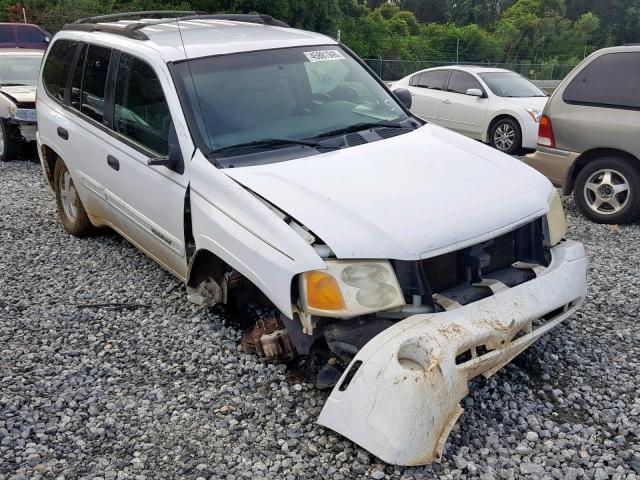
318, 240, 587, 465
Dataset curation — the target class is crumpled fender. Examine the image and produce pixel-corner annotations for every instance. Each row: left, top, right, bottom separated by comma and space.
317, 240, 587, 466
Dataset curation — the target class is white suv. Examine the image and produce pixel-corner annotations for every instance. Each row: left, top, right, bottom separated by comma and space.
37, 12, 587, 466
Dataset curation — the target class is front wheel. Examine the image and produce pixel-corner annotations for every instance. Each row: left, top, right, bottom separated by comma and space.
54, 158, 95, 236
489, 118, 522, 155
0, 120, 20, 161
574, 156, 640, 224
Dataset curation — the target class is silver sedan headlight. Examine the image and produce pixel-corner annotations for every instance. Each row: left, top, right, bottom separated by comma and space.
300, 260, 405, 317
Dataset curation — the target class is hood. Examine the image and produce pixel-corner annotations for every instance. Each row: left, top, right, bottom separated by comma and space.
0, 85, 36, 104
224, 125, 552, 260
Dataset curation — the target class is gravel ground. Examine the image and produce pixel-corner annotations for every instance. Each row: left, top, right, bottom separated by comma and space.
1, 159, 639, 480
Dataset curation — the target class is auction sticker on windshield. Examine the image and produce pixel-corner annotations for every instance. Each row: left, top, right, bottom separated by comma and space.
303, 50, 345, 62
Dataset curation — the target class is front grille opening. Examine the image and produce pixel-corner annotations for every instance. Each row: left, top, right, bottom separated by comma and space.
455, 344, 492, 365
542, 306, 566, 321
418, 219, 547, 308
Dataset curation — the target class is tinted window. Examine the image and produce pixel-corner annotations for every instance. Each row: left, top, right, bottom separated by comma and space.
0, 25, 13, 43
416, 70, 448, 90
114, 53, 170, 156
563, 52, 640, 109
81, 45, 111, 123
42, 39, 79, 102
447, 71, 483, 95
17, 26, 45, 43
70, 44, 87, 110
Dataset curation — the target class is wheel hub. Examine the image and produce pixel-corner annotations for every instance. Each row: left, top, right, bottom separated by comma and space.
597, 184, 614, 199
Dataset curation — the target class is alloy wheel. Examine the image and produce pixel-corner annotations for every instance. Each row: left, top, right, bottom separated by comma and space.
493, 123, 515, 151
582, 168, 630, 215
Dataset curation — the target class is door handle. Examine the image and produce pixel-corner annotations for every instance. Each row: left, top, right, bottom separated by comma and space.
442, 99, 451, 104
56, 127, 68, 140
107, 155, 120, 171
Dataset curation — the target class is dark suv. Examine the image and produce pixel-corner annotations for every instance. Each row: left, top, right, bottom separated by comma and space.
0, 23, 51, 50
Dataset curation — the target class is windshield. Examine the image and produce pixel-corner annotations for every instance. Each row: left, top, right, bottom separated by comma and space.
0, 55, 42, 86
173, 45, 409, 162
478, 72, 546, 98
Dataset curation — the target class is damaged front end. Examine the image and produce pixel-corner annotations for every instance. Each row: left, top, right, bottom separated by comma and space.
317, 239, 586, 465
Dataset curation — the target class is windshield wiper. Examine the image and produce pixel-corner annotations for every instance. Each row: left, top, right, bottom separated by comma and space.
312, 120, 410, 139
213, 138, 326, 154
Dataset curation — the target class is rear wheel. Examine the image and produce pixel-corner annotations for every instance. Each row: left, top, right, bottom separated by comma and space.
54, 158, 95, 236
574, 156, 640, 224
490, 117, 522, 155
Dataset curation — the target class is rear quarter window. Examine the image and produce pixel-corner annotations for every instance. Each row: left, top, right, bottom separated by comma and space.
563, 52, 640, 110
42, 39, 80, 102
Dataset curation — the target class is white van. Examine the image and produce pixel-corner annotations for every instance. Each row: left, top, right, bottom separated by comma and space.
36, 12, 587, 465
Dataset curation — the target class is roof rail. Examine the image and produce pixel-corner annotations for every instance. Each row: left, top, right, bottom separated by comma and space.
73, 10, 206, 24
63, 11, 290, 40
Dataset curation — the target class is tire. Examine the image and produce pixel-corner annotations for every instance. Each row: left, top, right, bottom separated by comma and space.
489, 117, 522, 155
574, 156, 640, 224
54, 158, 95, 236
0, 119, 20, 162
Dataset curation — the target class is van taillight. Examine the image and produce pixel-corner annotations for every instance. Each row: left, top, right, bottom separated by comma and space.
537, 115, 555, 148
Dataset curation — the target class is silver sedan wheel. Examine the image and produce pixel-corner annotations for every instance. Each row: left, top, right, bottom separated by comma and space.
0, 125, 5, 157
583, 168, 630, 215
60, 170, 78, 221
493, 123, 515, 151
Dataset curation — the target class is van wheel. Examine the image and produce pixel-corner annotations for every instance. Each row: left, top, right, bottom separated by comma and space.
54, 159, 95, 236
574, 156, 640, 224
0, 120, 19, 161
490, 117, 521, 155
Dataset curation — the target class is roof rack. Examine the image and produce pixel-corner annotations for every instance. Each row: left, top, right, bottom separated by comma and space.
73, 10, 206, 25
63, 11, 290, 41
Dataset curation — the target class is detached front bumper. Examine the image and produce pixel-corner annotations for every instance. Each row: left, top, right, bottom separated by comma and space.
318, 240, 587, 466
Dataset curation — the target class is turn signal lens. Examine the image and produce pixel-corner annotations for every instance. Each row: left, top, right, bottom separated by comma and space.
303, 271, 345, 311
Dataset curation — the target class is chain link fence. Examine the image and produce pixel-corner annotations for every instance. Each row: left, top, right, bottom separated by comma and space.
363, 59, 578, 82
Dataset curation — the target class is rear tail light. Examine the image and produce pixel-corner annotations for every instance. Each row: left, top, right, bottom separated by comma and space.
537, 115, 555, 148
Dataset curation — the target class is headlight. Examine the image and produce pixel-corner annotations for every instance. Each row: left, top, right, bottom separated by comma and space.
11, 108, 37, 122
525, 108, 542, 123
300, 260, 404, 317
544, 189, 567, 247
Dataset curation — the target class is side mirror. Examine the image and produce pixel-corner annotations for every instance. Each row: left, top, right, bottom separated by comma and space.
393, 88, 412, 109
466, 88, 484, 97
44, 36, 51, 43
147, 124, 184, 174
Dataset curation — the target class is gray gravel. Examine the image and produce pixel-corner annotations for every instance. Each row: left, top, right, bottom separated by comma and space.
1, 160, 639, 479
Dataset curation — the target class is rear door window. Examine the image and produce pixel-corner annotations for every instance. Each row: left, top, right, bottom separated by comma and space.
42, 39, 80, 102
113, 53, 170, 156
81, 45, 112, 123
417, 70, 448, 90
563, 52, 640, 110
17, 26, 45, 43
447, 71, 483, 95
0, 25, 14, 43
